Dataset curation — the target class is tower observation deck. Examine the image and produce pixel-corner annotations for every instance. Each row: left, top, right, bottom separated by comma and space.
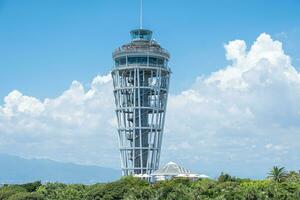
112, 29, 171, 176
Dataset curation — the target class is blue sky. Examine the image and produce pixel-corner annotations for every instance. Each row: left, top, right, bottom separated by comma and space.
1, 0, 300, 179
1, 0, 300, 101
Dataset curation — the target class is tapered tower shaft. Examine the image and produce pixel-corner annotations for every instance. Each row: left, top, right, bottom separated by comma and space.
112, 29, 171, 176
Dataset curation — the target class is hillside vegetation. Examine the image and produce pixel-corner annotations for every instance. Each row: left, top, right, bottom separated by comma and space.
0, 167, 299, 200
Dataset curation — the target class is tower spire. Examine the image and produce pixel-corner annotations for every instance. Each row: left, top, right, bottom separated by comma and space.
140, 0, 143, 29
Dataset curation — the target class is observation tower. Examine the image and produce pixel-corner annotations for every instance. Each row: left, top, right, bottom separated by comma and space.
111, 29, 171, 176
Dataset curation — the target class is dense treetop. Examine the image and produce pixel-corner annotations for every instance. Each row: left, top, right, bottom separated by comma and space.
1, 168, 299, 200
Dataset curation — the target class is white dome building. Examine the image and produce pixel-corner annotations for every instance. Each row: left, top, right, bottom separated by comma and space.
151, 162, 208, 182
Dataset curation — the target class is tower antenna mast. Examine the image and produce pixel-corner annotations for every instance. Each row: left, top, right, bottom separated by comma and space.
140, 0, 143, 29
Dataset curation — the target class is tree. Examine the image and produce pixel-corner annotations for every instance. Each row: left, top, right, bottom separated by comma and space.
218, 172, 236, 182
0, 186, 27, 200
286, 171, 300, 183
7, 192, 45, 200
20, 181, 42, 193
267, 166, 287, 183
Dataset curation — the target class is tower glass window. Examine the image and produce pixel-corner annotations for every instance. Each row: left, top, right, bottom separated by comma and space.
130, 29, 153, 41
128, 56, 147, 65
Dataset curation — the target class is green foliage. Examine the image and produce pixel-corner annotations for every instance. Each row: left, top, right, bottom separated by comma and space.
85, 176, 149, 200
152, 179, 193, 200
267, 166, 288, 183
217, 172, 237, 182
36, 183, 86, 200
7, 192, 45, 200
0, 185, 27, 200
1, 169, 300, 200
286, 171, 300, 183
20, 182, 42, 193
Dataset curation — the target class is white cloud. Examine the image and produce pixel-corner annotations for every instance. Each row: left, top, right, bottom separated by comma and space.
2, 90, 45, 117
163, 33, 300, 177
0, 33, 299, 177
0, 75, 118, 167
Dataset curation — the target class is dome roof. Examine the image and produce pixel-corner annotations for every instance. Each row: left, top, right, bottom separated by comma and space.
151, 162, 191, 176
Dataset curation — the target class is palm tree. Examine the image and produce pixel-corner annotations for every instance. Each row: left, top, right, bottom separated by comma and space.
267, 166, 287, 183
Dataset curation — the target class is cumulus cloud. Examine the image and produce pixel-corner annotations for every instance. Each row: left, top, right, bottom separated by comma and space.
164, 33, 300, 177
0, 75, 118, 166
0, 33, 299, 177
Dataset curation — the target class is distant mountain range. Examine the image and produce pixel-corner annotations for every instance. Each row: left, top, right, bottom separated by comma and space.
0, 154, 121, 184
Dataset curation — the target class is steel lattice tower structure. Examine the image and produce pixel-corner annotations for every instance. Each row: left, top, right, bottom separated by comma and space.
111, 29, 171, 176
